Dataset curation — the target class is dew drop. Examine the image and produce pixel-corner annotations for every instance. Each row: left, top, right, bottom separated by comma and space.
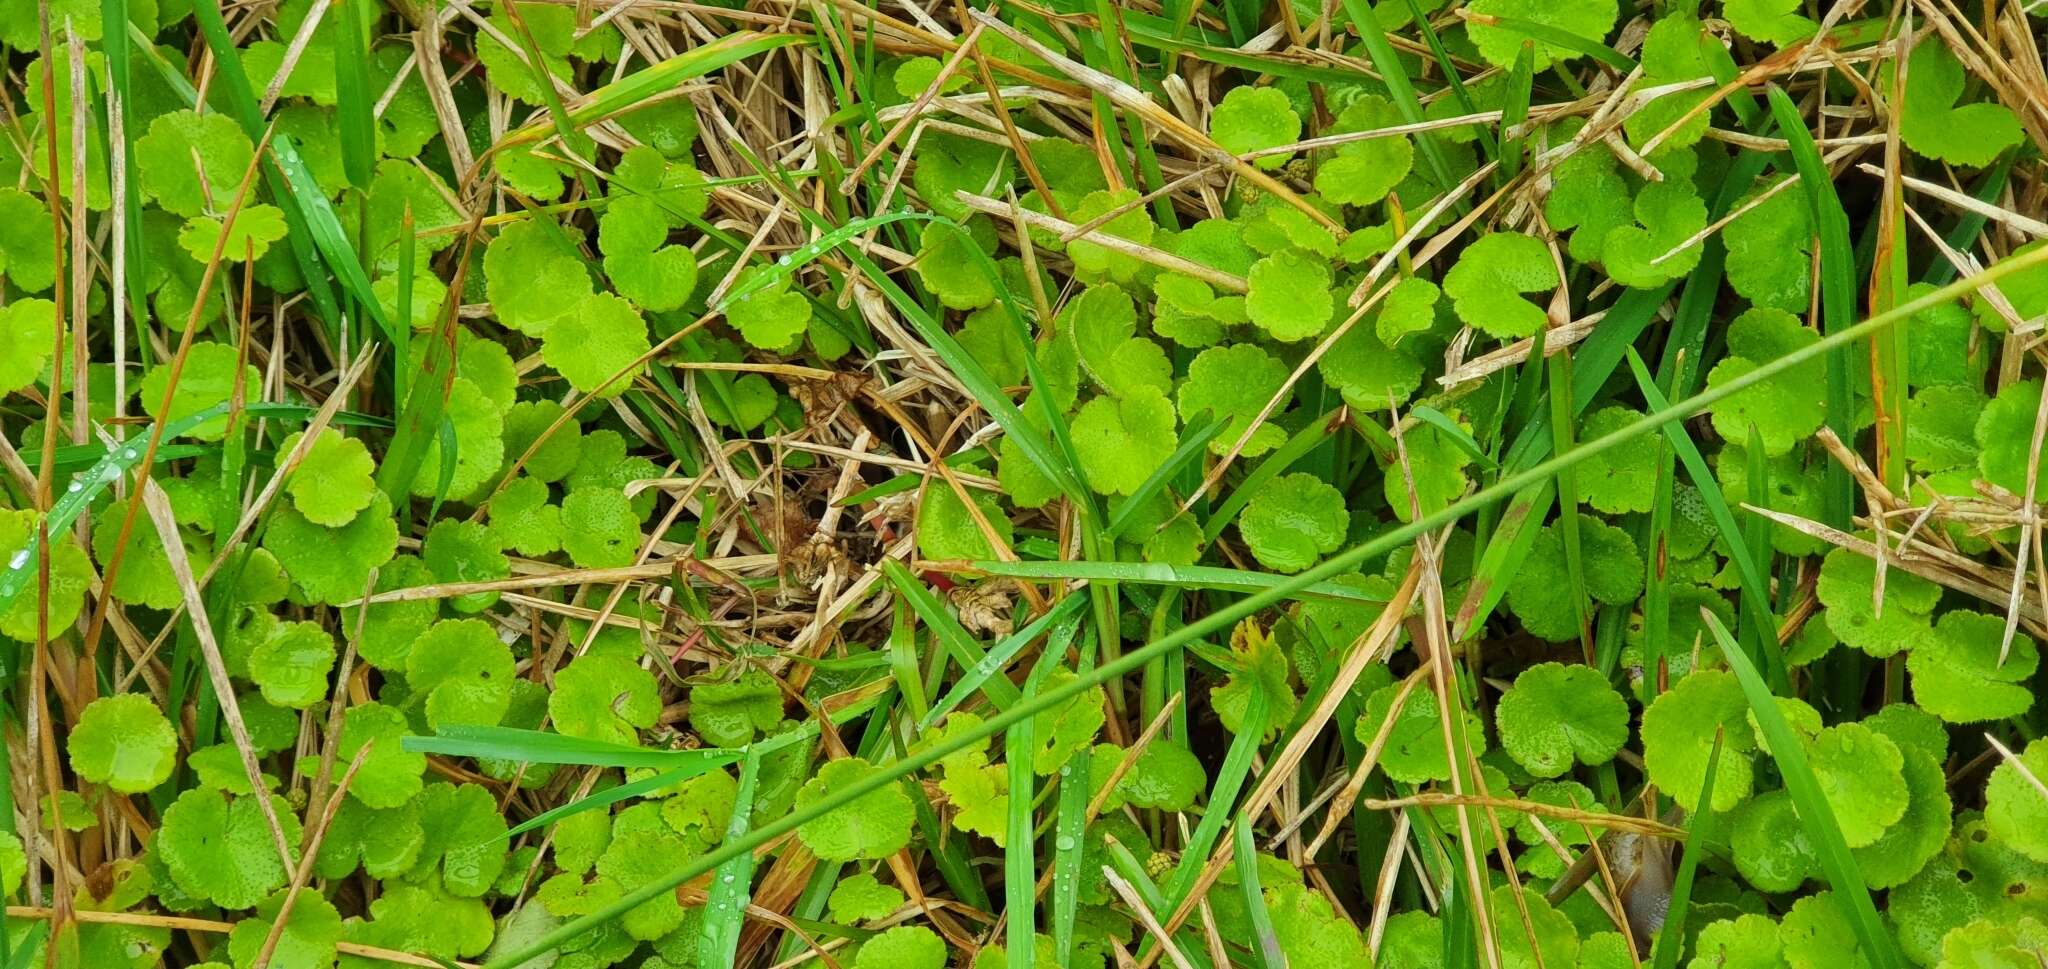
1055, 834, 1076, 851
122, 448, 138, 460
7, 551, 27, 570
66, 481, 82, 493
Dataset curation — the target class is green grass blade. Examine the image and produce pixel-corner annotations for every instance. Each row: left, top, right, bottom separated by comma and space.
1006, 669, 1041, 969
1923, 156, 2013, 286
502, 766, 697, 839
1766, 84, 1856, 529
1702, 612, 1901, 969
970, 560, 1389, 604
918, 595, 1086, 732
1475, 14, 1635, 70
698, 751, 761, 967
1339, 0, 1458, 198
1412, 405, 1497, 472
1232, 810, 1285, 969
1106, 415, 1227, 541
1456, 482, 1554, 637
402, 725, 743, 772
184, 0, 353, 336
0, 401, 264, 612
837, 451, 992, 506
1049, 754, 1092, 965
1640, 432, 1676, 693
888, 600, 930, 726
1498, 42, 1536, 182
1547, 347, 1591, 651
880, 560, 1023, 710
328, 0, 376, 190
834, 225, 1088, 507
1203, 408, 1338, 543
1625, 350, 1788, 692
1650, 732, 1724, 969
1159, 690, 1266, 911
472, 248, 2048, 969
1401, 0, 1496, 162
500, 32, 803, 148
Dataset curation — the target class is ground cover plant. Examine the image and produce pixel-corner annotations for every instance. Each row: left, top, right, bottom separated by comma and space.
1, 0, 2047, 965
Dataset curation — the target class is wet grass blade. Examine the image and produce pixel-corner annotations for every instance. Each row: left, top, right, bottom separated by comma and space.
972, 560, 1389, 604
1702, 612, 1900, 969
1232, 810, 1284, 969
329, 0, 376, 190
1049, 754, 1092, 965
1005, 666, 1041, 969
881, 560, 1023, 710
698, 751, 761, 967
402, 724, 743, 772
918, 595, 1085, 732
185, 0, 355, 339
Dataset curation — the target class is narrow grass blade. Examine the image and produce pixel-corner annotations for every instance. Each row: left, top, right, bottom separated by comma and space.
1106, 415, 1226, 540
837, 451, 991, 506
1702, 612, 1900, 969
880, 560, 1023, 710
1473, 14, 1635, 70
1232, 810, 1284, 969
0, 402, 247, 612
1102, 834, 1169, 913
1160, 690, 1266, 910
971, 560, 1388, 604
1005, 669, 1040, 969
1203, 408, 1337, 543
1548, 348, 1591, 650
1049, 755, 1091, 965
698, 751, 761, 967
505, 765, 695, 838
185, 0, 351, 334
1412, 405, 1497, 471
1498, 42, 1536, 182
329, 0, 376, 190
1651, 732, 1724, 969
834, 225, 1088, 507
888, 600, 930, 726
1640, 432, 1676, 691
1766, 84, 1856, 528
918, 595, 1085, 732
1401, 0, 1496, 162
1339, 0, 1457, 198
1625, 350, 1788, 691
501, 33, 801, 147
1456, 482, 1554, 638
402, 725, 742, 772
